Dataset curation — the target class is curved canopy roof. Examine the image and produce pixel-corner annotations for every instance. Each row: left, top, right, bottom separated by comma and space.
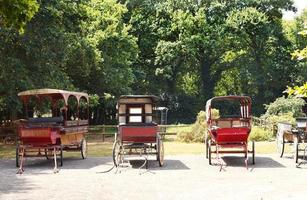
118, 95, 160, 103
206, 95, 251, 107
18, 88, 89, 104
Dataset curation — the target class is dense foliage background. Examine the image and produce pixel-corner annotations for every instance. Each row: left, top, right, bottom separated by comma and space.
0, 0, 306, 124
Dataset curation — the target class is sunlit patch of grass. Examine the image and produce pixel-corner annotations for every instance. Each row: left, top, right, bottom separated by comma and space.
0, 144, 16, 159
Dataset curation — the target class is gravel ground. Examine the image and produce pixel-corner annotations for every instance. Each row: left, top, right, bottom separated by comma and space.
0, 154, 307, 200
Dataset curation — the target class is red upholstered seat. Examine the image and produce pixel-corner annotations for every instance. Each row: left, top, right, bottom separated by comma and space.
212, 127, 250, 143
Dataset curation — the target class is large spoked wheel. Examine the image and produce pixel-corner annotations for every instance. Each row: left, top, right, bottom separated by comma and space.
112, 140, 122, 167
16, 143, 20, 168
157, 138, 164, 167
276, 133, 285, 158
81, 138, 87, 159
252, 141, 255, 165
208, 139, 212, 165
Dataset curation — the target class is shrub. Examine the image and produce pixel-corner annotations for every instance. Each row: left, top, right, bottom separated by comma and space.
260, 96, 305, 135
177, 110, 207, 143
263, 96, 305, 118
249, 126, 273, 141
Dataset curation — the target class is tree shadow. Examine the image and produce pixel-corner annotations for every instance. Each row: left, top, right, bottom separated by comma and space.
218, 155, 285, 169
128, 158, 190, 170
0, 160, 39, 197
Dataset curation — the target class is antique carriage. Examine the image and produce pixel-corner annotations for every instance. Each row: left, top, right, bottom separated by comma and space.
112, 95, 164, 167
277, 117, 307, 163
16, 89, 89, 173
205, 96, 255, 168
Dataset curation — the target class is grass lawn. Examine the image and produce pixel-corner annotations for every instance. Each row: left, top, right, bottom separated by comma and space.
0, 140, 284, 159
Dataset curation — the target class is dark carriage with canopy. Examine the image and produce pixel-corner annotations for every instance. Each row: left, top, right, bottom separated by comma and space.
112, 95, 164, 167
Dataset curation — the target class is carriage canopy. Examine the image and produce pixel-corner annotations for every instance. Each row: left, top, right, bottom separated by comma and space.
206, 96, 252, 123
18, 88, 89, 105
117, 95, 159, 125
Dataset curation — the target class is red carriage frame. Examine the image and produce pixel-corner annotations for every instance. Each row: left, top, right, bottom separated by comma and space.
205, 96, 255, 169
16, 89, 89, 174
112, 95, 164, 168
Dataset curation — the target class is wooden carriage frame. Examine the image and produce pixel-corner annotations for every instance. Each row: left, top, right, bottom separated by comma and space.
16, 89, 89, 173
112, 95, 164, 168
205, 96, 255, 169
277, 117, 307, 164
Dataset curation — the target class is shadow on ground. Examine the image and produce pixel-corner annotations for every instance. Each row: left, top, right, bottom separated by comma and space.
217, 155, 286, 169
0, 160, 37, 197
128, 159, 190, 170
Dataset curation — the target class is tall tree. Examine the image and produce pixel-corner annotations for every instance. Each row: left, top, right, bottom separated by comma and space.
0, 0, 39, 32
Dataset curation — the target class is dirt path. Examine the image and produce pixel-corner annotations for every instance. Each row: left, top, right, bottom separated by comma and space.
0, 154, 306, 200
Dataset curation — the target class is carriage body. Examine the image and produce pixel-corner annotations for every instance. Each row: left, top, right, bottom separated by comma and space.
113, 95, 164, 167
205, 96, 255, 168
277, 117, 307, 163
16, 89, 89, 173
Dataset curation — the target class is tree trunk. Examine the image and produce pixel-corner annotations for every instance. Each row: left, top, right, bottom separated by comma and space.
200, 59, 216, 103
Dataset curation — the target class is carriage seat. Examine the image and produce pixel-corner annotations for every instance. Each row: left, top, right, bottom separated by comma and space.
27, 117, 63, 127
211, 119, 248, 128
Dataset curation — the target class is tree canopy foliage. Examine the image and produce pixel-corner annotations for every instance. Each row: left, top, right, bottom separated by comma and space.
0, 0, 306, 124
0, 0, 39, 32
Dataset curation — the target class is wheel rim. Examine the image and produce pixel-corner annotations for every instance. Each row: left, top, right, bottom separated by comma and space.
81, 139, 87, 159
294, 136, 299, 163
276, 134, 284, 157
112, 141, 121, 166
252, 141, 255, 164
208, 140, 212, 165
16, 144, 20, 168
159, 140, 164, 166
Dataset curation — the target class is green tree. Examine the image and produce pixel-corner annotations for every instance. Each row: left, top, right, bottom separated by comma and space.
0, 0, 39, 32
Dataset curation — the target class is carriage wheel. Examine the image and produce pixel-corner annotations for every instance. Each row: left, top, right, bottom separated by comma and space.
45, 147, 63, 166
294, 143, 299, 163
58, 146, 63, 167
157, 138, 164, 167
112, 140, 121, 167
252, 141, 255, 165
81, 138, 88, 159
276, 133, 285, 158
208, 139, 212, 165
16, 143, 20, 168
294, 136, 299, 163
45, 148, 52, 160
4, 136, 15, 145
294, 142, 299, 163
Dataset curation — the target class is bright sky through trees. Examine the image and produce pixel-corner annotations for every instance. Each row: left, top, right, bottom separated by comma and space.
283, 0, 307, 20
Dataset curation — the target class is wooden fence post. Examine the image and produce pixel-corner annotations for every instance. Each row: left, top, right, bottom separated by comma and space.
102, 125, 105, 142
